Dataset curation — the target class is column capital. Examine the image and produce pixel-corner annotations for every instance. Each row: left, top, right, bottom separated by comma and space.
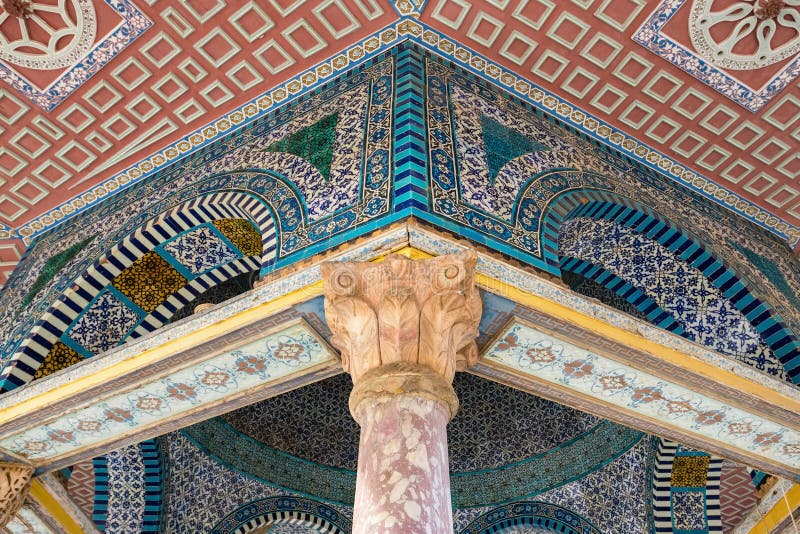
321, 251, 482, 417
0, 460, 34, 527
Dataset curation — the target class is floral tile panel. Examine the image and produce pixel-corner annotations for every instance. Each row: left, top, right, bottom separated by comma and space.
162, 226, 241, 277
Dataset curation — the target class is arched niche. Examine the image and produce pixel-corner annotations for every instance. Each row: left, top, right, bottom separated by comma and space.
0, 191, 275, 391
459, 501, 602, 534
210, 497, 352, 534
540, 189, 800, 384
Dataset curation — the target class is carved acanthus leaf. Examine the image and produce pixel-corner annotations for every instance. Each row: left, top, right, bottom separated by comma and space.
321, 251, 482, 385
0, 461, 34, 528
326, 297, 380, 379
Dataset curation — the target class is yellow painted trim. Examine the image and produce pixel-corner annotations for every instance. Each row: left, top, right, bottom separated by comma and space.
29, 479, 85, 534
373, 246, 432, 261
473, 271, 800, 415
750, 484, 800, 533
4, 245, 797, 427
0, 280, 323, 424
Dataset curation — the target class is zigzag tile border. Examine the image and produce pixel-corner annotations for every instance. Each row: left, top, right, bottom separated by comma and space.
1, 20, 798, 251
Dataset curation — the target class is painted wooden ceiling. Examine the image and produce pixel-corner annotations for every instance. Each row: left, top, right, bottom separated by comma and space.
1, 0, 799, 286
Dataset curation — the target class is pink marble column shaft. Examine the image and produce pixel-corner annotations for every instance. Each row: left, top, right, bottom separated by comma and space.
352, 394, 453, 534
321, 252, 482, 534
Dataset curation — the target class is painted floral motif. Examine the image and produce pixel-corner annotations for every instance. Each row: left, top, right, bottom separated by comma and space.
199, 369, 233, 389
273, 342, 304, 362
76, 419, 101, 432
166, 382, 197, 402
486, 321, 800, 469
104, 407, 133, 424
162, 226, 240, 276
235, 355, 268, 376
632, 386, 664, 404
67, 290, 141, 354
0, 323, 334, 460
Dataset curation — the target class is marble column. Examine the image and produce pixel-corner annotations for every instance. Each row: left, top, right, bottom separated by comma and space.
322, 251, 481, 534
0, 460, 34, 527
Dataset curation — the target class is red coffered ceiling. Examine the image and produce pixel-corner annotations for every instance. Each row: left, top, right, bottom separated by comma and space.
0, 0, 799, 285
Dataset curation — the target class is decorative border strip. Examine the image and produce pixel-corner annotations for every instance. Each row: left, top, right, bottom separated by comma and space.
0, 0, 152, 112
632, 1, 800, 112
209, 496, 352, 534
480, 319, 800, 478
0, 320, 338, 466
185, 416, 642, 508
3, 20, 798, 250
459, 501, 602, 534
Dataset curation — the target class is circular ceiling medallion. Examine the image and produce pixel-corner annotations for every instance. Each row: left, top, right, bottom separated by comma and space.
689, 0, 800, 70
0, 0, 97, 70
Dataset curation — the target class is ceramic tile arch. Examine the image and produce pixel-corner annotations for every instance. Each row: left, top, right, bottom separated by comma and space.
0, 189, 274, 389
0, 53, 396, 391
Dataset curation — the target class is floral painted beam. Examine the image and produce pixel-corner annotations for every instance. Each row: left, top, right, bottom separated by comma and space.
473, 318, 800, 482
0, 315, 340, 473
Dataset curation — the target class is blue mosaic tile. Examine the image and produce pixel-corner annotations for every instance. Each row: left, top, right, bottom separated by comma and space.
162, 226, 240, 277
481, 114, 548, 181
559, 217, 786, 380
106, 445, 146, 533
67, 290, 140, 355
671, 490, 706, 531
162, 432, 352, 533
530, 435, 654, 533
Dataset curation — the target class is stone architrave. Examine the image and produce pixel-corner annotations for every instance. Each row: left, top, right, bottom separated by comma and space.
322, 251, 482, 534
0, 460, 35, 527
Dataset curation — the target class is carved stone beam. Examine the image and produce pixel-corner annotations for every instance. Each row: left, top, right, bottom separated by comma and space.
0, 460, 35, 528
322, 251, 481, 534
